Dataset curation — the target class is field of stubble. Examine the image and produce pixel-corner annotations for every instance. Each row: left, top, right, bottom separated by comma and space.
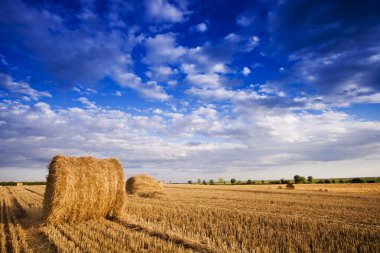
1, 183, 379, 253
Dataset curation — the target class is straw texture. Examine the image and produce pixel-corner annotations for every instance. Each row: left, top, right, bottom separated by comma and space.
126, 174, 164, 198
42, 155, 126, 224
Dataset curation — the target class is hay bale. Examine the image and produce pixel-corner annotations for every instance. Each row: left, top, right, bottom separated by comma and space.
42, 155, 126, 224
286, 183, 295, 190
16, 182, 23, 187
126, 174, 164, 198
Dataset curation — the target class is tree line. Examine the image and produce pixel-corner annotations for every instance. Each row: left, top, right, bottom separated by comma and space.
187, 176, 379, 185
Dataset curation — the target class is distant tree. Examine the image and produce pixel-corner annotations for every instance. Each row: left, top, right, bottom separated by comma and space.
231, 178, 236, 184
331, 179, 336, 183
280, 178, 286, 184
307, 176, 313, 183
339, 179, 344, 183
218, 178, 224, 184
350, 178, 365, 183
237, 180, 242, 185
246, 179, 252, 185
197, 179, 201, 184
294, 175, 305, 184
188, 180, 192, 184
202, 180, 207, 185
261, 180, 265, 184
209, 179, 215, 185
324, 179, 331, 184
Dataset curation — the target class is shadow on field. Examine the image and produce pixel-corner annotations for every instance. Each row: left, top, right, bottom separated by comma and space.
113, 218, 218, 253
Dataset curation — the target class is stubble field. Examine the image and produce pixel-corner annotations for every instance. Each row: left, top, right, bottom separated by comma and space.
0, 183, 379, 253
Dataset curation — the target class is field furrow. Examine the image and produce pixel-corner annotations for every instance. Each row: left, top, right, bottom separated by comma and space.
0, 187, 34, 253
40, 225, 81, 253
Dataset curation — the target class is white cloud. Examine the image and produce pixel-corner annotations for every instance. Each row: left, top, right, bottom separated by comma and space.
1, 99, 380, 181
246, 36, 260, 51
77, 97, 97, 109
112, 69, 169, 100
144, 33, 186, 65
242, 67, 251, 76
0, 73, 52, 100
186, 73, 222, 89
237, 15, 254, 27
113, 91, 122, 97
196, 23, 207, 32
145, 0, 184, 23
72, 86, 97, 95
225, 33, 241, 43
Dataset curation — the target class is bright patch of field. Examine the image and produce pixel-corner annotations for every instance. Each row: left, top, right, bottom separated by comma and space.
0, 184, 379, 252
171, 183, 380, 193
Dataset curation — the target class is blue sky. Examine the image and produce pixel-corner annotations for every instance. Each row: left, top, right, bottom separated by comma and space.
1, 0, 380, 182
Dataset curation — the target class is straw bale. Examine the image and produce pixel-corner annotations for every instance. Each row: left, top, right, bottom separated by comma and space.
126, 174, 164, 198
42, 155, 126, 224
286, 183, 295, 189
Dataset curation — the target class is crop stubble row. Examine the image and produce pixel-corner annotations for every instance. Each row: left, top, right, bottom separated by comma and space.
1, 185, 379, 253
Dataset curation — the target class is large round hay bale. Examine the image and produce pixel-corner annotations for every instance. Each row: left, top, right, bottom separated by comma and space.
126, 174, 164, 198
42, 155, 126, 224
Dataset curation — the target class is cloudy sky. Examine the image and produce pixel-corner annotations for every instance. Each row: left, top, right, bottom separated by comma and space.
1, 0, 380, 182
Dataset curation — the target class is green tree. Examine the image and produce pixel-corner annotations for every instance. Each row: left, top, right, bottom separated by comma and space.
202, 180, 207, 185
218, 178, 224, 184
307, 176, 313, 183
231, 178, 236, 184
188, 180, 192, 184
350, 178, 365, 183
261, 180, 265, 184
294, 175, 305, 184
209, 179, 215, 185
246, 179, 252, 185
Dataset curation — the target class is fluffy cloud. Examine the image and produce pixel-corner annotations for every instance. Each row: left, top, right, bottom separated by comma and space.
196, 23, 208, 32
145, 0, 185, 23
0, 73, 52, 100
1, 99, 379, 181
237, 15, 254, 27
242, 67, 251, 76
112, 69, 169, 100
77, 97, 97, 109
144, 33, 187, 65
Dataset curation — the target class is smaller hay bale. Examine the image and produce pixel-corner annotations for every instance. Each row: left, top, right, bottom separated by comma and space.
126, 174, 165, 198
286, 183, 295, 190
16, 182, 23, 187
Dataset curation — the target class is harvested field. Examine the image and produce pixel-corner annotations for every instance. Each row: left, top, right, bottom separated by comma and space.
0, 184, 379, 252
